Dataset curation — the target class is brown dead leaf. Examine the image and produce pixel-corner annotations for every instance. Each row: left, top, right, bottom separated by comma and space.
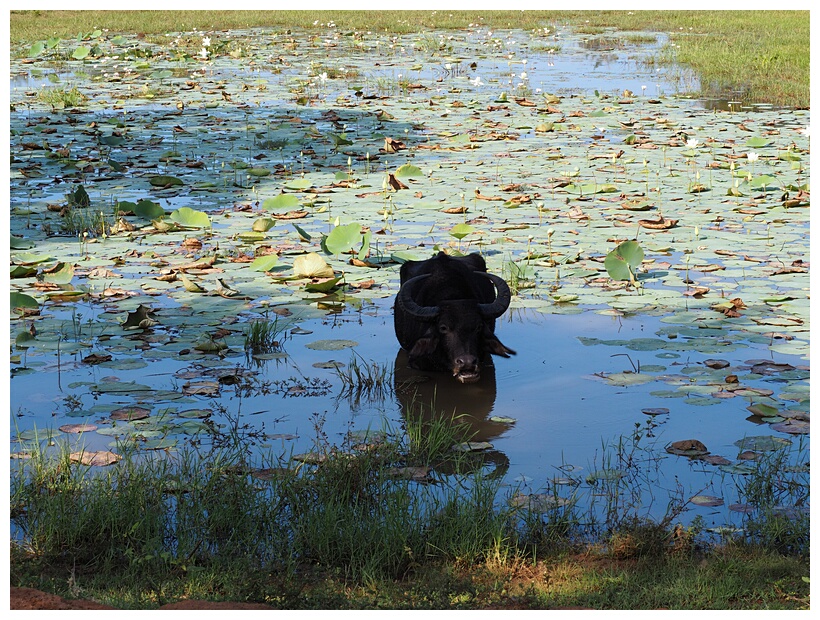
388, 173, 409, 190
474, 189, 504, 201
506, 194, 532, 206
273, 210, 309, 219
383, 137, 406, 153
82, 353, 113, 365
351, 279, 376, 289
70, 451, 121, 467
638, 215, 678, 230
682, 286, 710, 298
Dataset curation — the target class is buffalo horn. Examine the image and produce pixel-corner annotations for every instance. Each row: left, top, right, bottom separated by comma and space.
477, 272, 512, 319
396, 274, 439, 320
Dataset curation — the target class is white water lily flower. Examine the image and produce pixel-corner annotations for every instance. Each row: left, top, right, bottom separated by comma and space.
747, 151, 759, 162
686, 138, 699, 149
520, 71, 527, 79
799, 124, 810, 138
318, 72, 328, 82
471, 76, 484, 86
198, 48, 209, 59
202, 36, 211, 47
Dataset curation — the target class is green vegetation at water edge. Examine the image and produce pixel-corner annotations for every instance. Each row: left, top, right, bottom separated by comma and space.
10, 416, 809, 609
9, 10, 809, 106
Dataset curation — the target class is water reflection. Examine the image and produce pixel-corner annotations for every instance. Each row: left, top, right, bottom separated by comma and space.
393, 349, 511, 478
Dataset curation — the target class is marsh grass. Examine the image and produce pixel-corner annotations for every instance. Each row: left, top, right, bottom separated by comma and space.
10, 10, 808, 107
36, 85, 86, 109
10, 409, 809, 608
333, 351, 393, 401
243, 314, 289, 354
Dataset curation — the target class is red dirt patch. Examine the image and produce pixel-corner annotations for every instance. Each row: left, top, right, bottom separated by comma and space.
10, 587, 274, 610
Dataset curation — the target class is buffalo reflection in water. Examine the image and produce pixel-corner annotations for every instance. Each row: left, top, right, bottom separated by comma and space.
392, 349, 512, 478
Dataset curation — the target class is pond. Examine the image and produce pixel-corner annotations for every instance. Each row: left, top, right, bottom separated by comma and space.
9, 22, 809, 535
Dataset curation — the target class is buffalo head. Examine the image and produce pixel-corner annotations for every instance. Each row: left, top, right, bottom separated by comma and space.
394, 253, 515, 383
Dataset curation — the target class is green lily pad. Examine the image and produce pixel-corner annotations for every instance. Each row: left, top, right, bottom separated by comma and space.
305, 339, 358, 351
262, 194, 301, 210
169, 207, 210, 228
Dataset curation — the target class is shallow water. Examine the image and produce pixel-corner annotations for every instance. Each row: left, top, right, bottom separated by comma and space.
9, 24, 809, 533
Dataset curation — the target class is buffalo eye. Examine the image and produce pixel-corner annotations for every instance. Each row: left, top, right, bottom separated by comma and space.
438, 324, 449, 334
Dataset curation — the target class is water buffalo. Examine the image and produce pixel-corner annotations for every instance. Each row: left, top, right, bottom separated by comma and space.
393, 251, 515, 383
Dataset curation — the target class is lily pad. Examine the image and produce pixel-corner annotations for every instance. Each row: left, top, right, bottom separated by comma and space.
305, 339, 358, 351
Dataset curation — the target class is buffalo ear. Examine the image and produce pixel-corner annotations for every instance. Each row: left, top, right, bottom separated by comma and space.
410, 337, 438, 357
486, 336, 516, 358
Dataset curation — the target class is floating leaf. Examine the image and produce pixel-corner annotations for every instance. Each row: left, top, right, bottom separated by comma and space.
110, 406, 151, 421
169, 207, 210, 228
178, 273, 206, 293
263, 194, 301, 210
11, 236, 34, 250
690, 495, 724, 507
284, 178, 313, 191
605, 240, 644, 283
305, 339, 358, 351
745, 136, 771, 148
666, 439, 709, 457
605, 372, 653, 387
249, 255, 279, 272
121, 304, 157, 330
149, 175, 184, 187
42, 262, 74, 285
133, 199, 165, 219
293, 252, 334, 278
71, 45, 91, 60
394, 163, 424, 178
734, 435, 791, 452
305, 276, 342, 293
10, 292, 39, 312
450, 223, 476, 240
69, 450, 121, 466
252, 217, 276, 232
324, 222, 362, 255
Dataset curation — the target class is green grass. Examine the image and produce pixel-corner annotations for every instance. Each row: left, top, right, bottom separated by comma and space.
10, 415, 809, 609
9, 10, 809, 106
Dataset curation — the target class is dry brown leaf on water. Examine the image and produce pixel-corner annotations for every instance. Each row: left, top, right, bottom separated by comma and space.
387, 173, 408, 190
175, 256, 216, 271
70, 451, 121, 467
60, 423, 98, 434
442, 206, 467, 214
768, 264, 808, 275
86, 267, 120, 279
111, 406, 151, 421
273, 210, 309, 219
514, 98, 536, 106
330, 179, 357, 188
474, 189, 504, 202
82, 353, 112, 365
383, 137, 406, 153
666, 439, 709, 457
683, 286, 710, 298
638, 215, 678, 230
567, 206, 588, 220
350, 278, 376, 289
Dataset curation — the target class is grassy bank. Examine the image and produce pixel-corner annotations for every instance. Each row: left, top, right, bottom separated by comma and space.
9, 10, 809, 107
10, 416, 810, 610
